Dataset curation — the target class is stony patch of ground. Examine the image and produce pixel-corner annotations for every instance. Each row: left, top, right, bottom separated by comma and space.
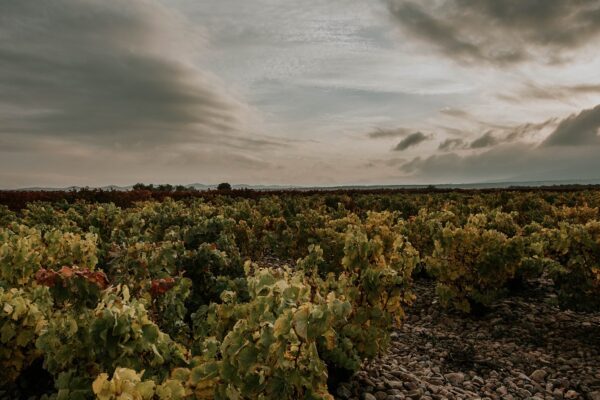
336, 279, 600, 400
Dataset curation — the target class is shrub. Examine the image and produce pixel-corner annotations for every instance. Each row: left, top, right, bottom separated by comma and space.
542, 221, 600, 311
428, 224, 531, 312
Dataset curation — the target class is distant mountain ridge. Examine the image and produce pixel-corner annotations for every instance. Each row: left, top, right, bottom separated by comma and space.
10, 178, 600, 192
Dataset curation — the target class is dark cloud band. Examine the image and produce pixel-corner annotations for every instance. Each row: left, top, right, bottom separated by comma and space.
394, 131, 430, 151
0, 0, 251, 147
367, 127, 412, 139
388, 0, 600, 65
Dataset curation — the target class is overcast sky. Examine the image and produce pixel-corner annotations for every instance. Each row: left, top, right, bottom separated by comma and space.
1, 0, 600, 188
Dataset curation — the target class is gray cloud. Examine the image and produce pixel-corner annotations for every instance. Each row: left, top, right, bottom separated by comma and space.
542, 104, 600, 147
439, 118, 556, 151
439, 108, 470, 118
400, 143, 600, 183
387, 0, 600, 65
367, 127, 412, 139
503, 118, 558, 141
0, 0, 256, 147
394, 131, 430, 151
499, 82, 600, 103
384, 158, 408, 167
388, 2, 490, 63
401, 105, 600, 182
438, 138, 465, 151
470, 131, 498, 149
436, 107, 594, 153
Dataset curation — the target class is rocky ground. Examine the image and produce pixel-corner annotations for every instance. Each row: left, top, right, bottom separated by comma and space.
336, 279, 600, 400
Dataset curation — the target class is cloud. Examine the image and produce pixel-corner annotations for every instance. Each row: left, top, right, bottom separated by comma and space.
499, 82, 600, 103
388, 2, 490, 62
394, 131, 430, 151
0, 0, 258, 148
439, 108, 470, 118
400, 143, 600, 183
387, 0, 600, 65
542, 104, 600, 146
437, 106, 597, 152
469, 131, 498, 149
400, 105, 600, 182
436, 117, 557, 151
367, 127, 412, 139
438, 138, 465, 151
504, 118, 558, 141
384, 158, 408, 167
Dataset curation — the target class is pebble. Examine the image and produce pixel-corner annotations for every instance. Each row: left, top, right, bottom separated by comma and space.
564, 390, 578, 399
444, 372, 465, 385
531, 369, 548, 383
589, 392, 600, 400
334, 279, 600, 400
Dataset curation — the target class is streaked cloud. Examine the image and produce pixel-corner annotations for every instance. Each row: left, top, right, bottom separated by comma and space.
387, 0, 600, 65
400, 143, 600, 183
439, 108, 470, 118
499, 82, 600, 103
394, 131, 431, 151
438, 138, 465, 151
367, 127, 412, 139
0, 0, 258, 147
470, 132, 498, 149
400, 104, 600, 182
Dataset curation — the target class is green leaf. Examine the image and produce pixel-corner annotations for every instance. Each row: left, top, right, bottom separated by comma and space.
293, 304, 310, 340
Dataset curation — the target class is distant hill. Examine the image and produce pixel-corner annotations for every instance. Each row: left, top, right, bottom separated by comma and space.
11, 178, 600, 192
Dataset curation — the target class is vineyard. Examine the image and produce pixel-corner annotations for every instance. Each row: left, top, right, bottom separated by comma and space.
0, 190, 599, 399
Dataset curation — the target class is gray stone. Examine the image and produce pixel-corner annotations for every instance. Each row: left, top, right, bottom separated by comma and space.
374, 391, 388, 400
363, 393, 377, 400
589, 391, 600, 400
385, 380, 404, 390
530, 370, 547, 383
472, 376, 485, 386
406, 389, 424, 399
444, 372, 466, 385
